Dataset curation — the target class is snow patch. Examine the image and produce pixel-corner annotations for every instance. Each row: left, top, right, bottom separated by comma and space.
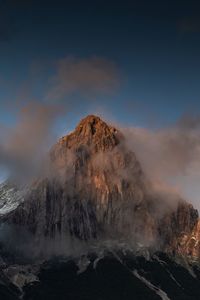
0, 182, 24, 215
133, 270, 171, 300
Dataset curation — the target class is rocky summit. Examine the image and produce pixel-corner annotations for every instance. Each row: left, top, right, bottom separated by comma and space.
0, 115, 200, 299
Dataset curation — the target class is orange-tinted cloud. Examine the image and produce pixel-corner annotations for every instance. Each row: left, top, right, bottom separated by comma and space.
47, 56, 120, 100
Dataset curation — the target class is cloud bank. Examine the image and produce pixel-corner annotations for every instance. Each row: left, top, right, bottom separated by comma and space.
121, 114, 200, 210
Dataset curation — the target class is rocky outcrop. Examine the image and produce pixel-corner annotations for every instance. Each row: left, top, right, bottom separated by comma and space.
175, 219, 200, 259
158, 202, 199, 254
0, 115, 199, 257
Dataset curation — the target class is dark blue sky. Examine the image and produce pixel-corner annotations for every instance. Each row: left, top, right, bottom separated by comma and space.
1, 0, 200, 130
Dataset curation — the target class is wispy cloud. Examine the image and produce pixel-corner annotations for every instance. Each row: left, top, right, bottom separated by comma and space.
177, 17, 200, 33
46, 56, 120, 100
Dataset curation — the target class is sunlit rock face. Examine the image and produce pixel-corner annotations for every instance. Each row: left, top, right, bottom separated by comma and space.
1, 115, 199, 255
175, 219, 200, 259
158, 202, 199, 255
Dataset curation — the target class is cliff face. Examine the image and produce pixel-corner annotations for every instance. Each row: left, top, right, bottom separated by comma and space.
1, 115, 199, 255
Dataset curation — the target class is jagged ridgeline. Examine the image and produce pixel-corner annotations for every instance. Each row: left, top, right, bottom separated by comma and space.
0, 115, 199, 256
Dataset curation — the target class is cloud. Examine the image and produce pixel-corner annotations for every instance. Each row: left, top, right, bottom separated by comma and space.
121, 114, 200, 210
0, 102, 64, 182
177, 17, 200, 33
47, 56, 120, 100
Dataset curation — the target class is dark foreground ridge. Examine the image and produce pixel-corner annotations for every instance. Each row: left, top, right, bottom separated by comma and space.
1, 251, 200, 300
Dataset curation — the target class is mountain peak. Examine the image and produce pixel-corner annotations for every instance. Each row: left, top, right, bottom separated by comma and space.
75, 114, 108, 134
58, 115, 122, 151
75, 114, 117, 137
77, 114, 102, 126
